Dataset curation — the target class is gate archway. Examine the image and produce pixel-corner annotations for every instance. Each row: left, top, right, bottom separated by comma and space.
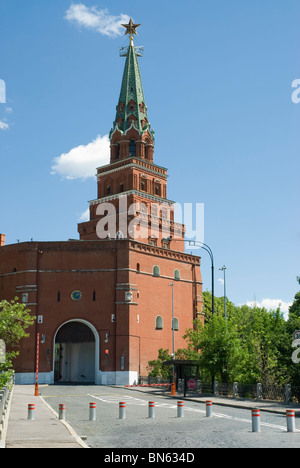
54, 320, 99, 384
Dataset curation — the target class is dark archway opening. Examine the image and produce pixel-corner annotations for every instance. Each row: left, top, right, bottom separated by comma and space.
54, 321, 96, 384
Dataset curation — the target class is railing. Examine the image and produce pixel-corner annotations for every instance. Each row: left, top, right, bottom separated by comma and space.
139, 376, 171, 387
177, 379, 299, 404
0, 373, 14, 437
140, 376, 300, 404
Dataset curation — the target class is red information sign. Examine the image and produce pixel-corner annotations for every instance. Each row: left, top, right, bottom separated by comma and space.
187, 378, 197, 390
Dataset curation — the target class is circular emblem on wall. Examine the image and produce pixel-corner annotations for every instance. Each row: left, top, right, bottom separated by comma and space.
71, 290, 82, 302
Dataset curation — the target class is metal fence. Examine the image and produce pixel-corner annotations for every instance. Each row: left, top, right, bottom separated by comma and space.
139, 376, 171, 387
0, 373, 14, 424
141, 376, 300, 404
177, 379, 300, 404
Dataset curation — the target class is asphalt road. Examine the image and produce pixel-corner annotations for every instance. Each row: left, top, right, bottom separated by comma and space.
39, 385, 300, 449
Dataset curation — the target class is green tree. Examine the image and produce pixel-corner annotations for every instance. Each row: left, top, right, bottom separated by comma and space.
184, 292, 289, 385
183, 316, 247, 383
0, 298, 35, 387
147, 348, 173, 379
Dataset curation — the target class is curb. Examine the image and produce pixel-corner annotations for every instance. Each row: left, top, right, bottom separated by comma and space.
0, 384, 14, 449
40, 396, 90, 449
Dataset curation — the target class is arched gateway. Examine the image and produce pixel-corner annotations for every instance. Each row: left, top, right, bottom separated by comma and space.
54, 320, 99, 384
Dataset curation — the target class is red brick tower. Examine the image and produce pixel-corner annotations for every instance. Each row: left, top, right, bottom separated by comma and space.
78, 20, 185, 251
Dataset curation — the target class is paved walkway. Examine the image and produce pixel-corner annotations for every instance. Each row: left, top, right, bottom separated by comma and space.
3, 385, 87, 449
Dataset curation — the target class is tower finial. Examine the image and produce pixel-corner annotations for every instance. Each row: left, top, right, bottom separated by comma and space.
121, 18, 141, 45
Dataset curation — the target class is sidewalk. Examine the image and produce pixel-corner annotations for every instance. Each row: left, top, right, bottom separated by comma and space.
3, 385, 87, 449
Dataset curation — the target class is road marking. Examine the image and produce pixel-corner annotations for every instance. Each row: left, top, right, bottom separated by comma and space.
89, 394, 300, 432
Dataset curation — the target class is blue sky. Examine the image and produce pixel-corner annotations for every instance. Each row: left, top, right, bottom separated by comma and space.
0, 0, 299, 316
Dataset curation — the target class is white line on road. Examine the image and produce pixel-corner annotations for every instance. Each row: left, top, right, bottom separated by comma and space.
88, 394, 299, 432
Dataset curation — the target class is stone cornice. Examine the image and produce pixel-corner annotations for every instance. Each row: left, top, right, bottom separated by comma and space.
89, 190, 175, 206
128, 240, 201, 265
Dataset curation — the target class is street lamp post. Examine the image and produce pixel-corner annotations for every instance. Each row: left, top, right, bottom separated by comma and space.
169, 282, 175, 383
219, 265, 227, 321
189, 241, 215, 315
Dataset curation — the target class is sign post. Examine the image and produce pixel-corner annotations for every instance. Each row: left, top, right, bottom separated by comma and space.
35, 333, 40, 396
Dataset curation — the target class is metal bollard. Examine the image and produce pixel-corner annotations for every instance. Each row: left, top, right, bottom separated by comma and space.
89, 402, 96, 421
177, 401, 184, 418
252, 409, 261, 433
28, 404, 35, 420
148, 401, 155, 419
119, 402, 126, 419
59, 403, 66, 421
206, 400, 212, 418
286, 409, 296, 433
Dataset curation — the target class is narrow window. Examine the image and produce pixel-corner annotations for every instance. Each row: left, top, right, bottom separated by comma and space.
172, 318, 179, 331
153, 265, 160, 277
93, 290, 96, 301
107, 185, 111, 195
57, 291, 61, 302
174, 269, 180, 281
156, 316, 163, 330
120, 183, 124, 193
121, 355, 125, 370
116, 144, 120, 159
129, 140, 136, 156
137, 263, 140, 273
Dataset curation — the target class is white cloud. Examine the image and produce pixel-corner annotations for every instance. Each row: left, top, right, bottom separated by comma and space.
51, 134, 110, 180
217, 278, 224, 286
78, 207, 90, 222
0, 120, 9, 130
242, 298, 292, 318
65, 4, 130, 38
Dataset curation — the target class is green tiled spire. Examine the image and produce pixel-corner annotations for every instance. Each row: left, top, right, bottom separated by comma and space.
117, 45, 146, 132
110, 20, 154, 139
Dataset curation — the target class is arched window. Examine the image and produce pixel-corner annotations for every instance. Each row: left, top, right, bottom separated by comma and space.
153, 265, 160, 277
116, 143, 120, 159
156, 316, 163, 330
129, 140, 136, 157
174, 269, 180, 281
172, 318, 179, 331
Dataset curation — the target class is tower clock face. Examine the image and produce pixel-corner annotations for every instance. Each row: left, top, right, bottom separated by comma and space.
71, 290, 82, 301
